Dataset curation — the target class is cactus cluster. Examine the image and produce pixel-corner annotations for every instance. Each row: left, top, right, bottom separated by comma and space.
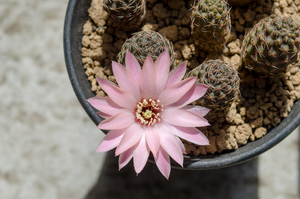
118, 30, 176, 66
241, 15, 300, 76
186, 59, 240, 119
103, 0, 146, 31
191, 0, 231, 52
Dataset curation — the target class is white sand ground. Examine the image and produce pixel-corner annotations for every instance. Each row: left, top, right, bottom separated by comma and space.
0, 0, 299, 199
0, 1, 105, 198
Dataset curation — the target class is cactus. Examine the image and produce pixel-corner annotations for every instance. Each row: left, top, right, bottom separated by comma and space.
103, 0, 146, 31
186, 59, 240, 119
118, 30, 176, 66
227, 0, 257, 7
241, 15, 300, 76
191, 0, 231, 52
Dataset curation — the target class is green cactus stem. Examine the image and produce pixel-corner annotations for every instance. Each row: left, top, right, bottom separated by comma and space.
241, 15, 300, 77
191, 0, 231, 52
118, 30, 176, 66
186, 59, 240, 119
103, 0, 146, 31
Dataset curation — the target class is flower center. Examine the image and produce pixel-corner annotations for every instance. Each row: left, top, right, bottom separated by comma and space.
135, 99, 163, 126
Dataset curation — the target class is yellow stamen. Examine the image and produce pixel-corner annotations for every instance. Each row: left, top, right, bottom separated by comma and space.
135, 99, 163, 126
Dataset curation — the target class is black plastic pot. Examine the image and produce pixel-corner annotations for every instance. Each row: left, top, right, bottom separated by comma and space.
63, 0, 300, 170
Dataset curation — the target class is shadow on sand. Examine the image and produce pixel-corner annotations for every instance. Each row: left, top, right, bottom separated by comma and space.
85, 151, 258, 199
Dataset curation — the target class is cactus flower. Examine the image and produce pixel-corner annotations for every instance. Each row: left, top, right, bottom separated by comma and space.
87, 51, 210, 179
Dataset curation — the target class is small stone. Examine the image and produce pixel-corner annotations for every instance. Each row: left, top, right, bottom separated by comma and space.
254, 127, 267, 139
141, 23, 158, 31
227, 32, 237, 43
230, 54, 242, 71
83, 21, 93, 35
205, 136, 218, 154
82, 35, 91, 47
90, 47, 106, 61
227, 40, 241, 54
291, 73, 300, 85
290, 67, 299, 75
168, 0, 185, 10
235, 21, 245, 32
242, 9, 255, 22
263, 117, 271, 126
251, 117, 263, 128
88, 0, 108, 27
114, 29, 127, 40
175, 50, 182, 60
239, 107, 247, 116
82, 57, 93, 66
217, 133, 238, 151
235, 124, 252, 145
179, 28, 190, 40
279, 0, 288, 8
102, 33, 113, 43
181, 44, 192, 60
159, 25, 178, 42
235, 114, 244, 125
152, 3, 169, 19
181, 13, 191, 26
246, 106, 260, 119
114, 39, 124, 51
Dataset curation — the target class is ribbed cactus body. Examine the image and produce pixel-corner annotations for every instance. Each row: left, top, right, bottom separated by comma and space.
191, 0, 231, 52
118, 30, 176, 66
241, 15, 300, 76
103, 0, 146, 31
187, 59, 240, 119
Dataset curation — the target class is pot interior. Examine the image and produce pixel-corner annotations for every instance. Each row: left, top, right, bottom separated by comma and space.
64, 0, 300, 170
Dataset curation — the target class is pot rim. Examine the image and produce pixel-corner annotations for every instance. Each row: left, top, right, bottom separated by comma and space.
63, 0, 300, 170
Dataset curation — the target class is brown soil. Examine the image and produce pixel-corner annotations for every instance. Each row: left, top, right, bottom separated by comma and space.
81, 0, 300, 155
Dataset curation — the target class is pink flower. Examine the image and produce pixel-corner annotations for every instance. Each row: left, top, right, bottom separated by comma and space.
87, 51, 210, 179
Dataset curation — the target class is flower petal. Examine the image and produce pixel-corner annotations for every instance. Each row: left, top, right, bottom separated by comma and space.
133, 134, 150, 175
87, 96, 124, 117
183, 105, 210, 117
163, 108, 210, 127
97, 78, 137, 109
96, 129, 125, 152
165, 62, 187, 88
145, 126, 160, 159
125, 51, 142, 84
169, 83, 209, 108
159, 127, 184, 167
115, 123, 143, 156
176, 136, 186, 154
119, 146, 136, 170
98, 111, 135, 130
173, 126, 209, 146
159, 77, 196, 106
112, 61, 142, 100
140, 55, 157, 99
154, 51, 170, 94
112, 61, 128, 89
155, 147, 171, 179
